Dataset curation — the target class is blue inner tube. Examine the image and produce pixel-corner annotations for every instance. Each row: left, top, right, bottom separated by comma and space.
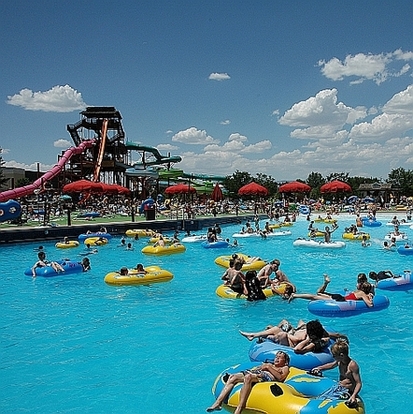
308, 295, 390, 317
248, 339, 334, 370
397, 246, 413, 255
78, 232, 112, 241
201, 241, 229, 249
299, 205, 310, 215
25, 260, 84, 277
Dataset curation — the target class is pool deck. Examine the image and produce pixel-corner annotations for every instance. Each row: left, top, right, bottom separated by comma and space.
0, 213, 256, 244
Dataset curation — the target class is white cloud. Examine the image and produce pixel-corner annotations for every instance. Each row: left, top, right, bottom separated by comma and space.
279, 89, 366, 139
7, 85, 87, 112
171, 127, 219, 144
208, 72, 231, 81
382, 84, 413, 114
318, 50, 413, 85
220, 119, 231, 125
4, 160, 55, 172
156, 143, 179, 151
54, 139, 72, 148
228, 133, 248, 142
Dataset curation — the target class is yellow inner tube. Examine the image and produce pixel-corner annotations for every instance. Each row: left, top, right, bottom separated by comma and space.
125, 229, 155, 237
217, 366, 365, 414
55, 241, 79, 249
342, 232, 370, 240
104, 266, 173, 285
214, 253, 266, 271
141, 244, 186, 255
215, 283, 287, 299
84, 237, 108, 246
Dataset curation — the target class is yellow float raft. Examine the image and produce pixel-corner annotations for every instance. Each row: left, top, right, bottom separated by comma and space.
125, 229, 155, 238
55, 241, 80, 249
214, 253, 266, 271
84, 237, 108, 246
141, 243, 186, 255
215, 283, 287, 299
342, 232, 370, 240
104, 266, 173, 285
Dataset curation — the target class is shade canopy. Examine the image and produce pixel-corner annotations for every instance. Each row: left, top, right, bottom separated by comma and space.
63, 180, 130, 195
238, 182, 269, 196
62, 180, 103, 193
164, 183, 196, 195
278, 181, 311, 193
211, 183, 224, 201
320, 180, 352, 193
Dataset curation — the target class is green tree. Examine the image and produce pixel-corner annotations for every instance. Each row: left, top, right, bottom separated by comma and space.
387, 168, 413, 196
222, 170, 253, 199
306, 172, 325, 199
325, 172, 350, 183
255, 173, 278, 197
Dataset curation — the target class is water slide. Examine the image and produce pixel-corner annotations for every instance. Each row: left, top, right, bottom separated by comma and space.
92, 119, 108, 182
123, 142, 226, 181
125, 142, 182, 166
0, 139, 96, 202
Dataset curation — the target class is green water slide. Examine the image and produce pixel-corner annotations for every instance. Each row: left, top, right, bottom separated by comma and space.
125, 142, 182, 166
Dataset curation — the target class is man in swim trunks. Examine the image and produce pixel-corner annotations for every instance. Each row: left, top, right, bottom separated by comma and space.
309, 339, 362, 408
206, 351, 290, 413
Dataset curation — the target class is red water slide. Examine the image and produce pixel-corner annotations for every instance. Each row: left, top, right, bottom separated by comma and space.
0, 140, 96, 202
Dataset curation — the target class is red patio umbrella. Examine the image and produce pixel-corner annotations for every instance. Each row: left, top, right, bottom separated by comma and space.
113, 184, 131, 195
63, 179, 103, 193
320, 180, 352, 193
238, 182, 269, 196
211, 183, 224, 202
165, 183, 196, 195
278, 181, 311, 193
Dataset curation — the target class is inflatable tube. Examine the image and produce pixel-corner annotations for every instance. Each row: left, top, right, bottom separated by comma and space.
141, 244, 186, 255
362, 220, 382, 227
269, 222, 293, 230
25, 260, 83, 277
201, 240, 229, 249
0, 199, 22, 222
181, 235, 208, 243
214, 254, 267, 271
397, 245, 413, 256
307, 231, 324, 238
293, 239, 346, 249
342, 232, 370, 240
298, 205, 310, 215
125, 229, 155, 238
249, 339, 334, 370
55, 241, 80, 249
232, 231, 292, 238
211, 363, 365, 414
308, 295, 390, 317
384, 232, 408, 242
386, 221, 411, 227
104, 266, 173, 285
215, 283, 286, 299
78, 232, 112, 241
376, 272, 413, 291
84, 237, 108, 246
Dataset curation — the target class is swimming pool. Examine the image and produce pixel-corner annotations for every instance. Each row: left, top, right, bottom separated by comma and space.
1, 213, 412, 413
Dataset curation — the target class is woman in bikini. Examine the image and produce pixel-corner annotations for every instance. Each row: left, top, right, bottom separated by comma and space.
288, 274, 373, 307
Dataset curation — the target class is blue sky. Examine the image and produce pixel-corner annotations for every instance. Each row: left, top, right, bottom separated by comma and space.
1, 0, 413, 181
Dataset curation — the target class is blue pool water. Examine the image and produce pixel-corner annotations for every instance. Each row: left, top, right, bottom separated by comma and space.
1, 214, 413, 413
